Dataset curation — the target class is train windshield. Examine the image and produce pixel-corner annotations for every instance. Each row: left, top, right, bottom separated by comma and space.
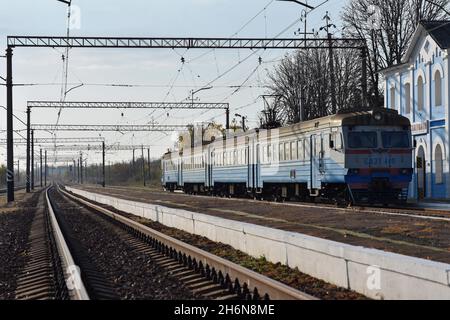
348, 132, 378, 148
382, 131, 410, 148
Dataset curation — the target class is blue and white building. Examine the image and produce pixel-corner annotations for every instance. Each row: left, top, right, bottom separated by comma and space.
382, 21, 450, 200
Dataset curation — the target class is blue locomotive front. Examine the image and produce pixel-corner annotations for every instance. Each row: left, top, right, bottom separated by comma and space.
342, 110, 413, 203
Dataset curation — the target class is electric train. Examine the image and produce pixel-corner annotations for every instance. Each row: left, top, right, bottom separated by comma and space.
161, 109, 414, 204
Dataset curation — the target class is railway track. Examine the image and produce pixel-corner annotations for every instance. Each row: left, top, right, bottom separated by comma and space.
42, 184, 315, 300
14, 188, 88, 300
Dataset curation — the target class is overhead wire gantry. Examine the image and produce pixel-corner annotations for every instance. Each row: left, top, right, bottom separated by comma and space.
4, 35, 367, 201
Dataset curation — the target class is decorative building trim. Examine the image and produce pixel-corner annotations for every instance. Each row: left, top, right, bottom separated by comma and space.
415, 68, 427, 84
432, 137, 446, 161
432, 63, 444, 80
430, 119, 446, 128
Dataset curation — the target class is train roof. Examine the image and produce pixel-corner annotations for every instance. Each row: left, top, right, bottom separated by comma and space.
162, 108, 411, 158
239, 108, 411, 138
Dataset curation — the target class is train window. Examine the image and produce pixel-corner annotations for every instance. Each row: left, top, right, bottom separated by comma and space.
279, 143, 285, 161
297, 140, 303, 160
337, 133, 343, 149
348, 132, 377, 148
262, 146, 266, 164
267, 145, 272, 162
285, 142, 290, 161
329, 133, 342, 151
382, 132, 410, 148
322, 136, 328, 157
291, 141, 297, 160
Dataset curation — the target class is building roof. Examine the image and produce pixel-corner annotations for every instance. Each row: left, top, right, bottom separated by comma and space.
381, 20, 450, 74
421, 20, 450, 49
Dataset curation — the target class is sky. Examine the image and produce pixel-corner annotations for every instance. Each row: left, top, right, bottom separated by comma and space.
0, 0, 347, 166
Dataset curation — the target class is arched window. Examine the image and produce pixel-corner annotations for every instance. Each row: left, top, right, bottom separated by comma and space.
435, 144, 443, 184
404, 83, 411, 114
390, 86, 396, 110
435, 70, 442, 106
418, 76, 424, 111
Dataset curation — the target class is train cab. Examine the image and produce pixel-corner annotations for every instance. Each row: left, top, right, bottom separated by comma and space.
342, 109, 413, 203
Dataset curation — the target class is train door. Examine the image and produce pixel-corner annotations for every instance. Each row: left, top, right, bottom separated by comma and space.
161, 160, 166, 186
416, 146, 426, 199
207, 149, 214, 190
204, 151, 209, 189
247, 138, 252, 190
255, 143, 262, 190
178, 158, 183, 187
310, 134, 320, 191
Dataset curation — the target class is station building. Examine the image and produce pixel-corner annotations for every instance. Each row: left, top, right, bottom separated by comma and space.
382, 21, 450, 200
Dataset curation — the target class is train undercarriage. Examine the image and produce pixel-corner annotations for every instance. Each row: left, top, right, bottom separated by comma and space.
164, 181, 408, 206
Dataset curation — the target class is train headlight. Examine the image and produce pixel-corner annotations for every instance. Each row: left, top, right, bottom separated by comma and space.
349, 169, 359, 175
401, 169, 410, 175
373, 112, 383, 121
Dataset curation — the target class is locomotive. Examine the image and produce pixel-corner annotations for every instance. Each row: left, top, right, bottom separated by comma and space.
161, 109, 414, 204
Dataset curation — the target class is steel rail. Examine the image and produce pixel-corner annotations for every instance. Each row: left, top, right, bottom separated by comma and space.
58, 186, 316, 300
45, 188, 90, 300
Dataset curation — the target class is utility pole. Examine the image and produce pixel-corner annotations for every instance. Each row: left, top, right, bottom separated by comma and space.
322, 12, 337, 115
102, 142, 106, 188
77, 158, 80, 183
361, 46, 368, 108
16, 160, 19, 185
235, 114, 247, 132
44, 150, 47, 187
132, 149, 135, 176
6, 47, 14, 202
26, 106, 31, 192
108, 161, 111, 185
31, 130, 35, 190
142, 145, 146, 187
80, 153, 83, 184
147, 148, 151, 184
40, 149, 43, 187
73, 159, 76, 183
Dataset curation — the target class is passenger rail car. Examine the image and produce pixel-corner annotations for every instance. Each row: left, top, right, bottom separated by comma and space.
162, 109, 414, 204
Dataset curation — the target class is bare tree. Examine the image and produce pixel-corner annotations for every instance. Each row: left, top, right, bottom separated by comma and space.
342, 0, 449, 106
262, 46, 362, 126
